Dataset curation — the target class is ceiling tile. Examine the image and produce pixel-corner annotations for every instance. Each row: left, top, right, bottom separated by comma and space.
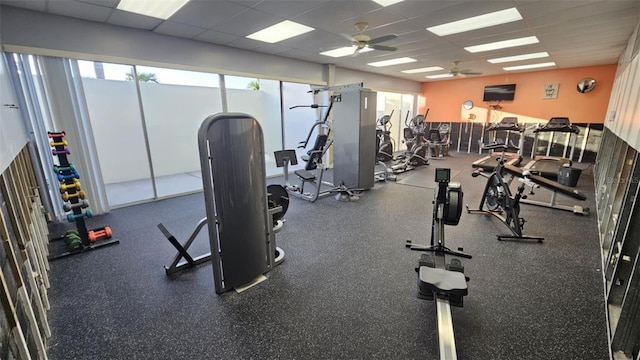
0, 0, 46, 11
170, 1, 248, 29
254, 0, 330, 19
194, 30, 239, 45
210, 8, 285, 36
153, 21, 208, 39
48, 0, 112, 22
75, 0, 119, 8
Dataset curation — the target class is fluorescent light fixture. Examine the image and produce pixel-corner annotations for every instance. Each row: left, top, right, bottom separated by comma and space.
367, 57, 417, 67
247, 20, 314, 44
401, 66, 444, 74
465, 36, 539, 53
116, 0, 189, 20
427, 7, 522, 36
320, 47, 373, 58
372, 0, 405, 6
503, 62, 556, 71
487, 52, 549, 64
426, 74, 454, 79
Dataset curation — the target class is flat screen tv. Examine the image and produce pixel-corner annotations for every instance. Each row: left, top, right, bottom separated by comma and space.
483, 84, 516, 102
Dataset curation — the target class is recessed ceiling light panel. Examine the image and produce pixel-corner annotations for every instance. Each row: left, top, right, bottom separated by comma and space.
465, 36, 539, 53
426, 74, 454, 79
117, 0, 190, 20
427, 7, 522, 36
320, 47, 373, 58
372, 0, 405, 7
247, 20, 314, 44
401, 66, 444, 74
368, 57, 417, 67
503, 62, 556, 71
487, 52, 549, 64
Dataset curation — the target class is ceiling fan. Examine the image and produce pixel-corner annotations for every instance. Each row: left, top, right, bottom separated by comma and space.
449, 61, 483, 77
342, 22, 397, 55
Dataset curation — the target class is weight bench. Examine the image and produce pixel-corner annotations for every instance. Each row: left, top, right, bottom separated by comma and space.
503, 163, 589, 215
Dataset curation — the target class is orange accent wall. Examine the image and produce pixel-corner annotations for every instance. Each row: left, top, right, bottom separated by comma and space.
420, 64, 617, 124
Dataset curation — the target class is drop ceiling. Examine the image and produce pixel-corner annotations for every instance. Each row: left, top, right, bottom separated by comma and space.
1, 0, 638, 82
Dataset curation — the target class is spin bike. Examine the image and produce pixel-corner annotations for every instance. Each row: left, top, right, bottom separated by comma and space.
466, 142, 543, 242
406, 168, 470, 360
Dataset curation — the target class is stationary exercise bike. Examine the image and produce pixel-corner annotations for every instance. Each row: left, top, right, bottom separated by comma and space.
406, 168, 470, 360
466, 142, 543, 242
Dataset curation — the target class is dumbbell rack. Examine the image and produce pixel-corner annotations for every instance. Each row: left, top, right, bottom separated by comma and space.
48, 131, 118, 260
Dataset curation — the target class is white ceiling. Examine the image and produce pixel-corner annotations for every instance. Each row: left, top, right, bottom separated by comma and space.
1, 0, 639, 82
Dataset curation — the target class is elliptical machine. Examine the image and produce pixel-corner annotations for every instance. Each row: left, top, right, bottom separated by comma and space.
406, 168, 470, 360
391, 110, 430, 174
376, 111, 395, 162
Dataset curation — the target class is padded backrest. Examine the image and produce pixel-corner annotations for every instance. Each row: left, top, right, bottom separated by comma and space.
305, 134, 328, 171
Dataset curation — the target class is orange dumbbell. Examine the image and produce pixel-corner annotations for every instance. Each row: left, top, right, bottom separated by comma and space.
88, 226, 112, 243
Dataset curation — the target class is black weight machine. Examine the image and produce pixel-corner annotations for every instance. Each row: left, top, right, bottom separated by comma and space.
406, 168, 470, 360
274, 92, 362, 202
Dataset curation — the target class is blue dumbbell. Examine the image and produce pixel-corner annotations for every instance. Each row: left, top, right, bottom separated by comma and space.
58, 171, 80, 182
67, 209, 93, 222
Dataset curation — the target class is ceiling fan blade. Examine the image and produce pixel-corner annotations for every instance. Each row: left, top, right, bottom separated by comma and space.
460, 71, 482, 75
350, 47, 362, 57
367, 34, 397, 44
368, 44, 397, 51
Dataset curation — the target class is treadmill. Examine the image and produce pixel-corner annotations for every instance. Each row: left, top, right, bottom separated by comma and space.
523, 117, 579, 180
472, 117, 524, 172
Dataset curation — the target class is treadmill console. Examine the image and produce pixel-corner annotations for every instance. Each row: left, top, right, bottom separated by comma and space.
486, 117, 523, 132
536, 117, 578, 133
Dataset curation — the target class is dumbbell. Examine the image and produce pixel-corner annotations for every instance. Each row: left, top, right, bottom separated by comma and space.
57, 171, 80, 182
88, 226, 112, 243
60, 179, 81, 193
53, 163, 75, 174
65, 232, 82, 250
50, 140, 68, 147
63, 199, 89, 212
52, 148, 70, 156
47, 131, 66, 139
67, 209, 93, 222
62, 190, 85, 201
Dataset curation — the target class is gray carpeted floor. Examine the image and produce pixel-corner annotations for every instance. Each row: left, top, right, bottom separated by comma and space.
46, 152, 608, 360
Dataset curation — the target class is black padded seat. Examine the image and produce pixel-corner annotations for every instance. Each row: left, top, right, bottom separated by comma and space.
294, 169, 316, 182
418, 266, 468, 298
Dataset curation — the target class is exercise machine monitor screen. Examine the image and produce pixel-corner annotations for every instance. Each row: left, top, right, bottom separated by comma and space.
435, 168, 450, 183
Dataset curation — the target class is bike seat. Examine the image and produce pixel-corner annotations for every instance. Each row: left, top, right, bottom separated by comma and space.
418, 266, 468, 298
